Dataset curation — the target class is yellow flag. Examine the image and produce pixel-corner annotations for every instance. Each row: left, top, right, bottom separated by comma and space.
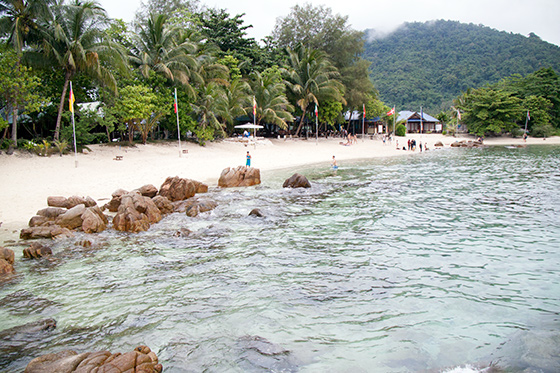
69, 85, 75, 113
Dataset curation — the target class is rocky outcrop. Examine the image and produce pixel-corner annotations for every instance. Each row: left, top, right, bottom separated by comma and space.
0, 247, 15, 275
283, 173, 311, 188
23, 242, 53, 259
21, 197, 108, 239
24, 345, 162, 373
434, 141, 444, 147
218, 166, 261, 188
159, 176, 208, 201
104, 188, 128, 212
183, 198, 218, 217
135, 184, 158, 198
112, 192, 162, 233
152, 195, 174, 215
450, 140, 484, 148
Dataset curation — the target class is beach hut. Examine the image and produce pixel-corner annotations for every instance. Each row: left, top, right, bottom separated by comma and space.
397, 111, 442, 133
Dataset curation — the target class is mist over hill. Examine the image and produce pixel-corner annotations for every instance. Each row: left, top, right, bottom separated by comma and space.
363, 20, 560, 113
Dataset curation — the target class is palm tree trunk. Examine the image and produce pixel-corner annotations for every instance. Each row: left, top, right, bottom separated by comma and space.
8, 100, 18, 154
294, 109, 307, 137
54, 72, 71, 141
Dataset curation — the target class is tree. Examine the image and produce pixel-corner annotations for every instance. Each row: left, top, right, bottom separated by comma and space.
319, 101, 343, 130
191, 81, 226, 143
116, 84, 159, 144
220, 77, 250, 132
0, 0, 54, 151
134, 0, 200, 28
129, 13, 201, 95
0, 48, 43, 151
460, 87, 522, 136
249, 69, 294, 130
34, 0, 127, 141
283, 44, 344, 136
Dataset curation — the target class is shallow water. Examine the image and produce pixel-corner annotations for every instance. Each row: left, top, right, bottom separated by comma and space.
1, 145, 559, 372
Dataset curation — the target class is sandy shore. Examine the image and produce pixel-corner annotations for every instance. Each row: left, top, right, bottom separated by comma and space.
1, 133, 558, 241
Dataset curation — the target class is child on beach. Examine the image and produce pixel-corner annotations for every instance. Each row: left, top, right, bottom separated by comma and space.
332, 155, 338, 170
246, 151, 251, 167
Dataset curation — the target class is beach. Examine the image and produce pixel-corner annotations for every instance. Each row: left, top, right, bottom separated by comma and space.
1, 133, 558, 241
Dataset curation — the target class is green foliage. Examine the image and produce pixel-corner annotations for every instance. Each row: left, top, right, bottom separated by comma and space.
249, 69, 294, 129
531, 123, 555, 137
319, 101, 343, 128
53, 139, 68, 156
395, 123, 407, 136
364, 20, 560, 112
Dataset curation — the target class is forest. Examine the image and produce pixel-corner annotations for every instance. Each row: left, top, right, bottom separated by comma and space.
1, 1, 560, 154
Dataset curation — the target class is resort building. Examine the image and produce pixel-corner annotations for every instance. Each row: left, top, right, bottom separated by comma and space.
397, 111, 442, 133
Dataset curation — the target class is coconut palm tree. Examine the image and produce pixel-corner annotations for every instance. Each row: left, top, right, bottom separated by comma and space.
220, 78, 251, 132
129, 13, 201, 96
283, 44, 345, 136
249, 70, 294, 130
34, 0, 127, 141
191, 82, 227, 141
0, 0, 54, 151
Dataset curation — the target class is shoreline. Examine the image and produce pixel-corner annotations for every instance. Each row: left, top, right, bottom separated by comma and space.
1, 133, 559, 242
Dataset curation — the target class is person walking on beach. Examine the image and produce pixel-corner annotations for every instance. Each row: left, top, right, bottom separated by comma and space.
246, 151, 251, 167
331, 155, 338, 170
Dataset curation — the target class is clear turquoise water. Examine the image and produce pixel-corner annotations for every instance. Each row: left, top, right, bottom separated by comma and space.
1, 145, 559, 372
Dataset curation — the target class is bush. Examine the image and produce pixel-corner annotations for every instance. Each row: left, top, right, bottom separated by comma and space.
395, 123, 407, 137
531, 123, 554, 138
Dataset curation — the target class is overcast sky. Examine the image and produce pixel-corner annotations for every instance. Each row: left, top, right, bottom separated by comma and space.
97, 0, 560, 47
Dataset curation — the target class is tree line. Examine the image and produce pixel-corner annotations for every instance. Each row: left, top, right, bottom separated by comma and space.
0, 0, 385, 154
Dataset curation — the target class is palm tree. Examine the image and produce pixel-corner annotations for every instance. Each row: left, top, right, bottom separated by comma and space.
0, 0, 54, 151
283, 44, 345, 136
129, 13, 201, 96
249, 70, 294, 130
192, 82, 227, 141
220, 78, 251, 132
35, 0, 127, 141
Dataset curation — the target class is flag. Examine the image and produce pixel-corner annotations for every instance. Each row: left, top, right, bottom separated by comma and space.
457, 110, 461, 120
173, 90, 178, 114
69, 85, 75, 113
386, 107, 395, 116
253, 96, 256, 116
315, 103, 318, 117
527, 110, 530, 120
363, 104, 366, 119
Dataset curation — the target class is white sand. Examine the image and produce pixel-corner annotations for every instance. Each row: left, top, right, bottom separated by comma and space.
1, 133, 558, 241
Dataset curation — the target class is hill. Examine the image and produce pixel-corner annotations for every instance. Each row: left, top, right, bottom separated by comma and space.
363, 20, 560, 113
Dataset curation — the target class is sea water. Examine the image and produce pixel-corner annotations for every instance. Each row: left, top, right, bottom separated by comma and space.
0, 145, 559, 372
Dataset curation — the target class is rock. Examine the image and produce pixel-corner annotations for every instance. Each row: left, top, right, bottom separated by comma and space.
135, 184, 158, 198
67, 195, 96, 209
23, 242, 53, 259
112, 192, 162, 233
24, 345, 162, 373
249, 208, 264, 217
47, 196, 69, 208
193, 180, 209, 194
152, 195, 174, 215
218, 166, 261, 188
184, 198, 218, 217
81, 206, 108, 234
159, 176, 198, 201
283, 173, 311, 188
36, 207, 66, 219
55, 204, 86, 230
104, 188, 129, 212
434, 141, 444, 147
1, 247, 15, 265
29, 215, 50, 227
20, 224, 73, 240
173, 228, 192, 237
236, 335, 298, 372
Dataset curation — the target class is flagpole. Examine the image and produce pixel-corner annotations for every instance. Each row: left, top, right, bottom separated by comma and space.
524, 110, 529, 134
315, 104, 318, 145
362, 104, 365, 142
70, 81, 78, 168
393, 106, 396, 136
175, 88, 182, 157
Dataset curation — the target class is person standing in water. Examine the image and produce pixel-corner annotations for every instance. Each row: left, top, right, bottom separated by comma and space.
246, 151, 251, 167
332, 155, 338, 170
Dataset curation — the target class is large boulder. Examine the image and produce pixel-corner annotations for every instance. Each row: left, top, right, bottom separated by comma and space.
218, 166, 261, 188
283, 173, 311, 188
152, 195, 174, 215
36, 207, 66, 219
55, 204, 86, 230
135, 184, 158, 198
24, 345, 162, 373
20, 224, 73, 240
112, 192, 162, 233
81, 206, 108, 234
159, 176, 207, 201
48, 196, 95, 209
103, 188, 129, 212
0, 247, 15, 275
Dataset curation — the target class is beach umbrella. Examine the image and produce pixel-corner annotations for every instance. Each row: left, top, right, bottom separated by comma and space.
234, 123, 264, 129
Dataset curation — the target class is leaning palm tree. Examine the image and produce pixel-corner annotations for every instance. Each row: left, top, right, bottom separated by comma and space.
129, 13, 201, 96
249, 70, 294, 130
283, 44, 345, 136
33, 0, 127, 141
0, 0, 54, 150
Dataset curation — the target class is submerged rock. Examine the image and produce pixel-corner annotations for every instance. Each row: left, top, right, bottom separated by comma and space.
236, 335, 298, 372
283, 173, 311, 188
249, 208, 264, 217
0, 247, 15, 275
23, 242, 53, 259
24, 345, 162, 373
218, 166, 261, 188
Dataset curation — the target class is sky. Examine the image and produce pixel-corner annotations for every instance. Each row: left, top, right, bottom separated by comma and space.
97, 0, 560, 47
